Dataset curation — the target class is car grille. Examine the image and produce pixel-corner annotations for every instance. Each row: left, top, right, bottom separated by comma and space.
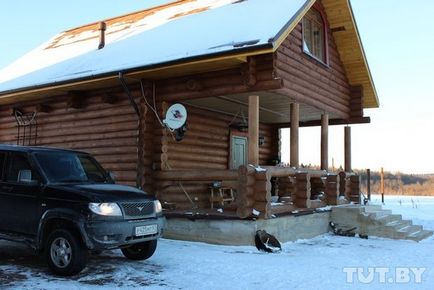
121, 201, 155, 218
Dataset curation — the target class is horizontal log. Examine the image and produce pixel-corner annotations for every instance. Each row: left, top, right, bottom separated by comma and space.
254, 191, 271, 202
167, 136, 227, 149
238, 198, 255, 209
236, 207, 253, 219
276, 117, 371, 128
159, 185, 208, 195
32, 122, 138, 139
294, 198, 311, 209
154, 170, 238, 181
168, 145, 228, 158
37, 130, 138, 145
274, 87, 349, 119
162, 79, 283, 102
94, 154, 138, 164
102, 163, 137, 171
112, 171, 137, 181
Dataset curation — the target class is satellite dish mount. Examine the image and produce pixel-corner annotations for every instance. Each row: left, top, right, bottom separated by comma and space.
163, 104, 188, 141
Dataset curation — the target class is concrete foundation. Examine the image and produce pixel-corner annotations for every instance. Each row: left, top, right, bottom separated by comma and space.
163, 211, 331, 246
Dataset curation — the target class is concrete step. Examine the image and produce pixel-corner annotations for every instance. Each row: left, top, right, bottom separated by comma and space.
331, 205, 431, 242
374, 214, 403, 225
385, 219, 412, 230
366, 210, 392, 219
364, 205, 383, 211
390, 225, 423, 239
406, 230, 434, 242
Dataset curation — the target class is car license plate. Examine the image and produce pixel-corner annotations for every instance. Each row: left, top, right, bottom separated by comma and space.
135, 224, 158, 236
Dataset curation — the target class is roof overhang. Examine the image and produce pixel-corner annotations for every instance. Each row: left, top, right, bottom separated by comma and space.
0, 0, 379, 109
322, 0, 379, 108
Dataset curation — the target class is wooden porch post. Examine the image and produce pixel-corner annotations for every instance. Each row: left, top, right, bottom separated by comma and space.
290, 103, 299, 167
321, 113, 329, 170
248, 95, 259, 166
344, 126, 351, 172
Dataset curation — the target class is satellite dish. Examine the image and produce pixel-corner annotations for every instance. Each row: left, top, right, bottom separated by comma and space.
164, 104, 187, 130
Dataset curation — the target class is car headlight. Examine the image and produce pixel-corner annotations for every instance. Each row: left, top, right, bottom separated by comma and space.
89, 203, 122, 216
154, 200, 162, 214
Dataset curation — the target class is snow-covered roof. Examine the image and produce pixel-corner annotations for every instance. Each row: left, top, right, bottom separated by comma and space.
0, 0, 313, 95
0, 0, 379, 109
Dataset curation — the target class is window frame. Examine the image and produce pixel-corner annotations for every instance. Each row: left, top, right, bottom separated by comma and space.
301, 3, 329, 66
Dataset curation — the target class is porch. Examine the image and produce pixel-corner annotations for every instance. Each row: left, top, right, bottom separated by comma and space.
155, 166, 362, 220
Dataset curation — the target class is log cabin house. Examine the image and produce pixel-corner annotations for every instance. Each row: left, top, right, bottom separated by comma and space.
0, 0, 379, 241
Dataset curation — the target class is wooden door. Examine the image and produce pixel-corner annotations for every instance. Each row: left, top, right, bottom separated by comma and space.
231, 136, 247, 169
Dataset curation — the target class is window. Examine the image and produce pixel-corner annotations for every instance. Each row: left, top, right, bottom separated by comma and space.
302, 8, 327, 63
6, 154, 40, 183
34, 152, 108, 183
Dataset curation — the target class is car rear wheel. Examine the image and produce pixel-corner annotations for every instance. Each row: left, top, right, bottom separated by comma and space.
121, 240, 157, 260
45, 229, 88, 276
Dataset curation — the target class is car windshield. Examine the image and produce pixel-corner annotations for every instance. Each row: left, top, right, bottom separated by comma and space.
34, 152, 110, 184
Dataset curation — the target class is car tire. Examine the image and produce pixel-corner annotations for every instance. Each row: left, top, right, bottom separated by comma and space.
121, 240, 157, 260
45, 229, 88, 276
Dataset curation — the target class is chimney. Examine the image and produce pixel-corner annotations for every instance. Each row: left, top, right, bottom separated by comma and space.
98, 21, 107, 50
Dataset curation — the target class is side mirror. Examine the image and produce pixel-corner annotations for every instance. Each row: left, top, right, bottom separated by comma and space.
17, 169, 39, 185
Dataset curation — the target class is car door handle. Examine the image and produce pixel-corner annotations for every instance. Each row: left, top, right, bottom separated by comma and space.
1, 185, 13, 192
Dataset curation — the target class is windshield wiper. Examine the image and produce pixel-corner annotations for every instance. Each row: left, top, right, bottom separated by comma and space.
57, 179, 88, 183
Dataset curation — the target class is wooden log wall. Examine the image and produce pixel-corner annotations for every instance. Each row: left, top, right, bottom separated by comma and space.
274, 12, 352, 119
236, 165, 257, 218
293, 173, 312, 208
345, 174, 361, 203
0, 92, 141, 187
325, 174, 339, 205
156, 105, 279, 171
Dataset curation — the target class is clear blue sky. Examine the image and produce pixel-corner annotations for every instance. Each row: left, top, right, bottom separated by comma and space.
1, 0, 433, 174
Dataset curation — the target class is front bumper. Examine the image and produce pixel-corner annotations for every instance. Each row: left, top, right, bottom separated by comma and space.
84, 216, 166, 250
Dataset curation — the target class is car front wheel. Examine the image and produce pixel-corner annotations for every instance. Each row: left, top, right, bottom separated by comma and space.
45, 229, 88, 276
121, 240, 157, 260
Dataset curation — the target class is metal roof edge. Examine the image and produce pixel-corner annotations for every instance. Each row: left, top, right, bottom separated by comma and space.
0, 42, 274, 99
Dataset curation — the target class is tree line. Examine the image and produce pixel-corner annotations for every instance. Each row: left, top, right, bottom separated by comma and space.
355, 170, 434, 196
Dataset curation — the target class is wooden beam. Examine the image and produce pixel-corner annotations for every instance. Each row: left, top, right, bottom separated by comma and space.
290, 103, 299, 167
275, 116, 371, 128
350, 85, 364, 118
162, 79, 282, 102
240, 56, 257, 87
321, 113, 329, 170
248, 95, 259, 166
36, 103, 53, 113
216, 96, 286, 117
101, 93, 119, 104
67, 91, 86, 109
344, 126, 351, 172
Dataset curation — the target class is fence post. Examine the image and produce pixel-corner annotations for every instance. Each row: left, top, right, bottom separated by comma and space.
367, 169, 371, 201
380, 167, 385, 204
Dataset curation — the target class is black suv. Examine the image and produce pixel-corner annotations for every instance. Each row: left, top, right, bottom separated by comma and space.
0, 145, 165, 276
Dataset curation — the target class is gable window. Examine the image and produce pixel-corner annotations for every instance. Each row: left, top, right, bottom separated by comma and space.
302, 8, 327, 63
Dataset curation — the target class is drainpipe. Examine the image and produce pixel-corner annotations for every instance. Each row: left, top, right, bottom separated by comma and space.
118, 72, 140, 116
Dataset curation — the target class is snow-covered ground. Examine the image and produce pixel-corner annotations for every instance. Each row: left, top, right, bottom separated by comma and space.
1, 195, 433, 290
